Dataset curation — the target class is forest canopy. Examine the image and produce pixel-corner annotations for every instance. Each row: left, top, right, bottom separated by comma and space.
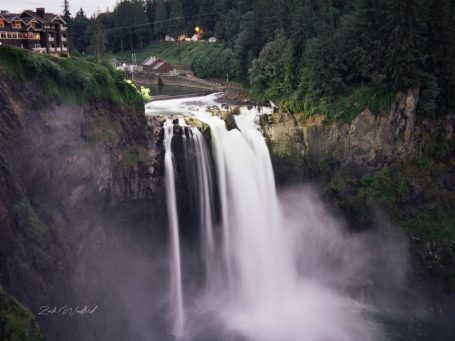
66, 0, 455, 117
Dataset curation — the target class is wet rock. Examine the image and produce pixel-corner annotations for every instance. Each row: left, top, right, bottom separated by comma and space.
221, 111, 239, 131
228, 105, 241, 116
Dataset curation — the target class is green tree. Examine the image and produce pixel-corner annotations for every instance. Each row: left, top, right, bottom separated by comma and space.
89, 15, 106, 59
109, 0, 152, 52
167, 0, 185, 37
69, 8, 90, 53
145, 0, 156, 39
62, 0, 71, 22
249, 30, 287, 96
382, 0, 427, 89
154, 0, 168, 39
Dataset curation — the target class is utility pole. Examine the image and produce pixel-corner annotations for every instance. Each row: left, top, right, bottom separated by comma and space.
178, 38, 181, 65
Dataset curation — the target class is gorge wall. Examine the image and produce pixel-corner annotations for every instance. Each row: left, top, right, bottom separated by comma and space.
0, 56, 168, 340
261, 89, 455, 292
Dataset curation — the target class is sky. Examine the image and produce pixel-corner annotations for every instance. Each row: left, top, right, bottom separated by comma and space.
2, 0, 117, 18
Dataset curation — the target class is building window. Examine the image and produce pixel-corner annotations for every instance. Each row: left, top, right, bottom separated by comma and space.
7, 32, 12, 39
12, 20, 21, 29
0, 32, 6, 39
44, 24, 50, 29
0, 19, 4, 28
30, 21, 36, 28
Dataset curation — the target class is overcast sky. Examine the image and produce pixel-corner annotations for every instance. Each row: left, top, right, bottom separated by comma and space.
3, 0, 117, 18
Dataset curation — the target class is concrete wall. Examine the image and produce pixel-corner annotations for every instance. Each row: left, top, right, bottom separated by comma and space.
133, 72, 224, 91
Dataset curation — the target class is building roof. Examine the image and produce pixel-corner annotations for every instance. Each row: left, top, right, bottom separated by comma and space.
44, 13, 66, 25
143, 56, 161, 66
21, 17, 37, 24
142, 57, 174, 71
154, 61, 166, 69
0, 13, 22, 23
0, 8, 66, 27
21, 10, 50, 24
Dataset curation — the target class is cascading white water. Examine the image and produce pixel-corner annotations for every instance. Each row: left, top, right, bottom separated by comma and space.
149, 95, 385, 340
163, 119, 184, 336
205, 115, 377, 341
206, 116, 295, 302
186, 127, 216, 285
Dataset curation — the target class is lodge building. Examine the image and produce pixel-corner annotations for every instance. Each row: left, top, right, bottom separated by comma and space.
0, 8, 68, 54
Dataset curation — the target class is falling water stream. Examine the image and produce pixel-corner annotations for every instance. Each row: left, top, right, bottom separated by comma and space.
163, 119, 184, 336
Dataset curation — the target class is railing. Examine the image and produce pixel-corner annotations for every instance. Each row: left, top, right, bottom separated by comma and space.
32, 47, 47, 53
60, 26, 67, 32
61, 37, 67, 42
48, 36, 55, 42
62, 47, 68, 52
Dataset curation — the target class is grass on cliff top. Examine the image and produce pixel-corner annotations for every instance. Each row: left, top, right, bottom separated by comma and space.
265, 84, 396, 124
114, 40, 207, 64
0, 46, 143, 106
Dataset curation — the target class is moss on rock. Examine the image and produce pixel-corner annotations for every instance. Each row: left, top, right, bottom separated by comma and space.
0, 286, 43, 341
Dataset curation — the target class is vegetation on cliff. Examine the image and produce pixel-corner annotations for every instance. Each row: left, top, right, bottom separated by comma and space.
0, 46, 143, 106
0, 286, 43, 341
0, 44, 156, 339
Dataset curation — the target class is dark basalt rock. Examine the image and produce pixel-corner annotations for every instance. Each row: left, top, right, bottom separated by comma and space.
221, 111, 239, 131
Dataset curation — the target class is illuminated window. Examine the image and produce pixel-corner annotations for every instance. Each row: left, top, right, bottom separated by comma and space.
12, 20, 21, 29
0, 19, 4, 28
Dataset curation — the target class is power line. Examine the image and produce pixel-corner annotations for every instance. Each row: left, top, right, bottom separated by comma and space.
101, 12, 217, 33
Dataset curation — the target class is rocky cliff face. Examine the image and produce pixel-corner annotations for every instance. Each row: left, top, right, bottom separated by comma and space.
261, 89, 455, 291
0, 68, 167, 340
262, 89, 421, 180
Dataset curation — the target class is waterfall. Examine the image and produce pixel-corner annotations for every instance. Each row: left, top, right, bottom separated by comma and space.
163, 119, 184, 337
183, 127, 216, 286
153, 95, 380, 341
206, 116, 295, 302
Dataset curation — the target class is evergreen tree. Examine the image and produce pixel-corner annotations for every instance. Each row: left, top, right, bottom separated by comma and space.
110, 0, 152, 52
89, 15, 106, 59
69, 8, 90, 53
167, 0, 185, 37
198, 0, 217, 34
145, 0, 156, 39
155, 0, 168, 38
382, 0, 427, 89
62, 0, 71, 22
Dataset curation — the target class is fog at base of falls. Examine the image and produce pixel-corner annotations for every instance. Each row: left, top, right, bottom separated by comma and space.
148, 94, 425, 341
